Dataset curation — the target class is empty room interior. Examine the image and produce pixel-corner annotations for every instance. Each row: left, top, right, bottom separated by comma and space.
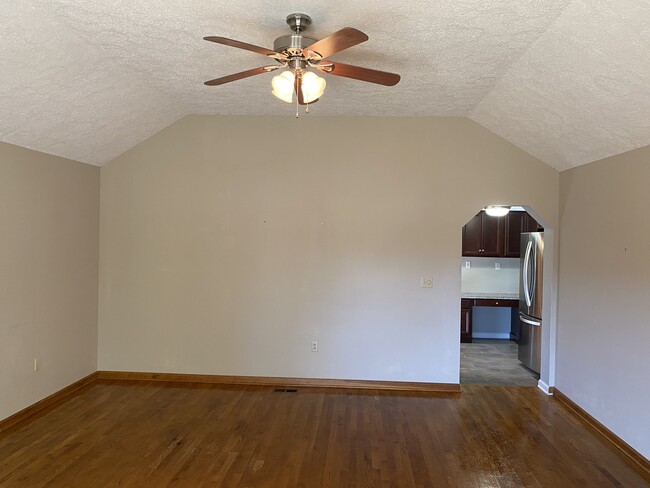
1, 2, 649, 487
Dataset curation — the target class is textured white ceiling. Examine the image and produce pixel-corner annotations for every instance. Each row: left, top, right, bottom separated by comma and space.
471, 0, 650, 170
1, 0, 648, 169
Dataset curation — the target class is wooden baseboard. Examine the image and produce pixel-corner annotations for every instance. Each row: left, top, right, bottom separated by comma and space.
0, 372, 98, 433
0, 371, 458, 434
553, 388, 649, 482
96, 371, 461, 393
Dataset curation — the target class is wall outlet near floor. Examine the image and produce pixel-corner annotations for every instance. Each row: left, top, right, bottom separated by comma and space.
33, 357, 40, 372
421, 277, 433, 288
311, 341, 318, 352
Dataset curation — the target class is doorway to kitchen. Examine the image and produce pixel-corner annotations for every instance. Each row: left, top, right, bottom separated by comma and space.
459, 205, 541, 386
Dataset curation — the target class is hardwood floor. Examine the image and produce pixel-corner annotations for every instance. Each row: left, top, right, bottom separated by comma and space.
0, 380, 647, 487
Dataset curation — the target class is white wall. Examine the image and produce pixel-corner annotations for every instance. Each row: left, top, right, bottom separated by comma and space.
461, 257, 520, 295
557, 146, 650, 458
0, 142, 99, 421
98, 116, 559, 384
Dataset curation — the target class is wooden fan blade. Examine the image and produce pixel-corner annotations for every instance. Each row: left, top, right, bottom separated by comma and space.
204, 36, 285, 59
302, 28, 368, 59
204, 66, 277, 86
315, 61, 400, 86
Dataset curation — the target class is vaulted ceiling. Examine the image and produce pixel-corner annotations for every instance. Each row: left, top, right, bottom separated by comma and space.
1, 1, 649, 170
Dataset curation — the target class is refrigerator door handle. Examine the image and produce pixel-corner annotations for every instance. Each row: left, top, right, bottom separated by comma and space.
530, 244, 537, 302
523, 240, 533, 307
519, 313, 541, 326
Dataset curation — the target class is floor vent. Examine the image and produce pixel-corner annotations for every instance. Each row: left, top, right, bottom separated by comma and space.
273, 388, 298, 393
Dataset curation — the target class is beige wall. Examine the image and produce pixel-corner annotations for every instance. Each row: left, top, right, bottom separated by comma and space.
98, 115, 559, 384
5, 112, 647, 460
558, 147, 650, 459
0, 142, 99, 421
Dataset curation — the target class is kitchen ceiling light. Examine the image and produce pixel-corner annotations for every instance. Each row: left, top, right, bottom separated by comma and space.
485, 205, 510, 217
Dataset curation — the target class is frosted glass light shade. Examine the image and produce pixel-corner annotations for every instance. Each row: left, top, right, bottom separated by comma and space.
271, 70, 326, 104
300, 71, 326, 104
272, 71, 295, 103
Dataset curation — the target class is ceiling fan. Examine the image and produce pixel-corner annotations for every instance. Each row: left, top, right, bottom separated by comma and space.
203, 13, 401, 109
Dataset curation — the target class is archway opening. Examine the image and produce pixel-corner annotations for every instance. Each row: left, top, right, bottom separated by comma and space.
459, 204, 554, 390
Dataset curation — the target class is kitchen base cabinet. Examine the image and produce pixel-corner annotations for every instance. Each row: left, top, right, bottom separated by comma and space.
460, 298, 519, 343
510, 307, 521, 343
460, 299, 473, 343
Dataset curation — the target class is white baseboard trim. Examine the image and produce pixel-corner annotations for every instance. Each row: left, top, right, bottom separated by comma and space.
537, 379, 554, 395
472, 332, 511, 340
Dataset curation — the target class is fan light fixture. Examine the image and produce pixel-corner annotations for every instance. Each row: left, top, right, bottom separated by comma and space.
203, 13, 401, 114
484, 205, 511, 217
272, 70, 326, 104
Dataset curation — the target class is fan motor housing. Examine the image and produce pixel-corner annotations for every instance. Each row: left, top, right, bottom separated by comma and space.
273, 34, 318, 56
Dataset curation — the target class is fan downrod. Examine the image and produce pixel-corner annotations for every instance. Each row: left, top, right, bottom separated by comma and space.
274, 13, 317, 54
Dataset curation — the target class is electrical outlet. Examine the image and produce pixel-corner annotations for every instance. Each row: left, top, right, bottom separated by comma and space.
465, 261, 471, 269
311, 341, 318, 352
33, 358, 40, 372
421, 277, 433, 288
495, 262, 501, 270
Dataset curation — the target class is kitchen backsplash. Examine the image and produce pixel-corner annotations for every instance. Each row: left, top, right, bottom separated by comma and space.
461, 257, 520, 295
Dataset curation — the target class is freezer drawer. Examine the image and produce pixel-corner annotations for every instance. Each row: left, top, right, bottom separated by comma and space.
518, 314, 541, 373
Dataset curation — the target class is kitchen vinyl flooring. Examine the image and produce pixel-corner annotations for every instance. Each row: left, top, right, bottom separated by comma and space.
1, 380, 647, 487
461, 339, 539, 386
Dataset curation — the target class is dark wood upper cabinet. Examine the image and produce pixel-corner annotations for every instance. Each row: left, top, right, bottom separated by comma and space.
462, 211, 504, 257
464, 210, 543, 258
480, 213, 505, 256
461, 213, 483, 256
504, 211, 525, 257
524, 213, 544, 232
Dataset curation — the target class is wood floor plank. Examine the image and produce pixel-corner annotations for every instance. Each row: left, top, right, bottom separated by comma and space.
0, 381, 647, 487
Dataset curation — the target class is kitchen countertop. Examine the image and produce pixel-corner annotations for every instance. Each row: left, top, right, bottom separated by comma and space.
461, 292, 520, 300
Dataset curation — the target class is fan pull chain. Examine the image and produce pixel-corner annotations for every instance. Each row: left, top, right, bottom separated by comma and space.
295, 95, 299, 118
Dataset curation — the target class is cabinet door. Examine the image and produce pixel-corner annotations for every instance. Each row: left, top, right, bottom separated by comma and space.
480, 213, 505, 257
504, 212, 525, 258
460, 299, 472, 343
524, 214, 544, 232
462, 213, 482, 257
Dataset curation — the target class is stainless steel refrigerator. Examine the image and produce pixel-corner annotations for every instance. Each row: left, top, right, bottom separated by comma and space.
519, 232, 544, 373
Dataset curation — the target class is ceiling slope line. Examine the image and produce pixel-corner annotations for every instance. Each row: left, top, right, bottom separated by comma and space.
466, 0, 576, 117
